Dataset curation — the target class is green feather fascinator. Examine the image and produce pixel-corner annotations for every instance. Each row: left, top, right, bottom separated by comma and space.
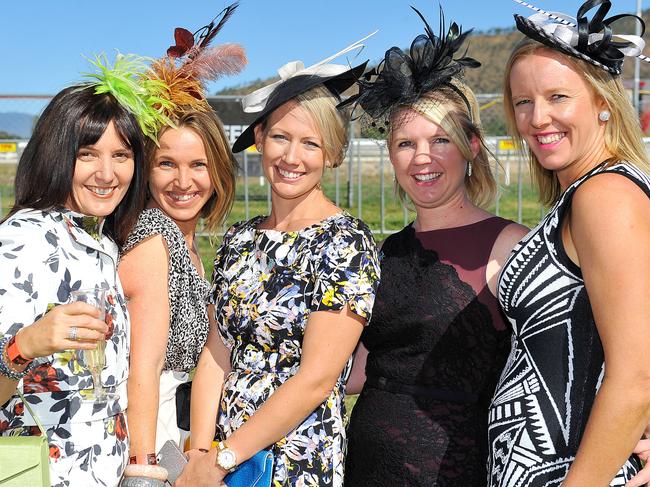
83, 52, 176, 142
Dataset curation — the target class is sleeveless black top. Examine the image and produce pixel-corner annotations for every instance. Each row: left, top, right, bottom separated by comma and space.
487, 163, 650, 487
346, 216, 514, 486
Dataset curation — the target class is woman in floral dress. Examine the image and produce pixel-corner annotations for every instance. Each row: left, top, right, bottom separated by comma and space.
176, 51, 380, 487
0, 56, 154, 486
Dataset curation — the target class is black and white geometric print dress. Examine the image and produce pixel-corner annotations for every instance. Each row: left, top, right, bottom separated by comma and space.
487, 163, 650, 487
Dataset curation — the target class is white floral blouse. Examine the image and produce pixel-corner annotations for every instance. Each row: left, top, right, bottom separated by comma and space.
0, 208, 129, 428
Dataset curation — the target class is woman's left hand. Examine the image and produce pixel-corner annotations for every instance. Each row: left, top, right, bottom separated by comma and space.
174, 449, 225, 487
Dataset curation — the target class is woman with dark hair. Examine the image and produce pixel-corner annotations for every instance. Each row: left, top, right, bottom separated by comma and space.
0, 55, 154, 486
487, 1, 650, 486
118, 7, 244, 468
176, 37, 380, 487
340, 6, 527, 486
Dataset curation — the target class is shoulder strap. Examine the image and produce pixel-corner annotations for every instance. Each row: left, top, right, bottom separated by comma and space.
16, 390, 47, 437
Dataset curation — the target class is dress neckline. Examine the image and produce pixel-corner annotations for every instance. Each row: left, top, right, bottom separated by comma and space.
411, 216, 502, 235
251, 211, 346, 235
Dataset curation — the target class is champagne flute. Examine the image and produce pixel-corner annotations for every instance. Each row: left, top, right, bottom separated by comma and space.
69, 288, 117, 403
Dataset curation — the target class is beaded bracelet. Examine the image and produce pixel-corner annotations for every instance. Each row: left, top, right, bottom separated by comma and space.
0, 335, 28, 381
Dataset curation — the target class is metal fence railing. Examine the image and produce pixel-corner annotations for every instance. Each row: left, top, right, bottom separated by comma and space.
3, 94, 650, 235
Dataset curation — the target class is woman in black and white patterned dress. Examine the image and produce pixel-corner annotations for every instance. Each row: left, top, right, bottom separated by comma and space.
487, 2, 650, 486
118, 110, 237, 463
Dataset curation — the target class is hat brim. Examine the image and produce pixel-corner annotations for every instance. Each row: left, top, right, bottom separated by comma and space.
232, 61, 368, 153
514, 14, 621, 75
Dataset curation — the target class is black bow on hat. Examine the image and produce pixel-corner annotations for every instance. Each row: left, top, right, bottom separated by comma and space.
513, 0, 648, 75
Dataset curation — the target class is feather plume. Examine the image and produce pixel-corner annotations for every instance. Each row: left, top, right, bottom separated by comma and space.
195, 2, 240, 50
149, 57, 210, 116
342, 4, 479, 123
179, 43, 247, 81
141, 2, 246, 133
83, 53, 173, 141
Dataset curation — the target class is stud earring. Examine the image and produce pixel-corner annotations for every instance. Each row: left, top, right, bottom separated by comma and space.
467, 161, 473, 177
599, 110, 611, 122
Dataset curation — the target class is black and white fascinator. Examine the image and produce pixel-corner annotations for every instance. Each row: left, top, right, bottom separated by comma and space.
231, 32, 375, 153
514, 0, 648, 75
339, 5, 481, 134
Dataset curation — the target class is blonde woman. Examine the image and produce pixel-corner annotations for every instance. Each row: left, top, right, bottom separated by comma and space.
118, 110, 237, 462
176, 54, 381, 487
487, 1, 650, 486
342, 7, 527, 485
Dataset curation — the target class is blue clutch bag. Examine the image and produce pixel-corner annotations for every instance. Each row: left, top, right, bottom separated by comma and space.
224, 449, 273, 487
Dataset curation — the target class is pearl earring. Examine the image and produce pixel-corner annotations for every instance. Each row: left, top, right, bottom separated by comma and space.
599, 110, 611, 122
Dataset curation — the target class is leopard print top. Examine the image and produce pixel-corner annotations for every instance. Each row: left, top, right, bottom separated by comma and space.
122, 208, 210, 371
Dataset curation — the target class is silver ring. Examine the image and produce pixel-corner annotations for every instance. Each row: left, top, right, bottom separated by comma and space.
68, 326, 78, 341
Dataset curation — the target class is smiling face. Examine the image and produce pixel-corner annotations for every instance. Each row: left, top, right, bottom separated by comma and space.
509, 48, 610, 184
255, 100, 325, 202
148, 126, 214, 229
389, 108, 474, 212
65, 121, 134, 217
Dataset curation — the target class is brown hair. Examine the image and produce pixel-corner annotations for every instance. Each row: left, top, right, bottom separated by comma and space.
503, 38, 650, 205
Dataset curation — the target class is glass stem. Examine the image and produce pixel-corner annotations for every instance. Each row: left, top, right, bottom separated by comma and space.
92, 370, 104, 401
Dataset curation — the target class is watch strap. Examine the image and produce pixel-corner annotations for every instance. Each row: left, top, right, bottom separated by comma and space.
6, 335, 32, 366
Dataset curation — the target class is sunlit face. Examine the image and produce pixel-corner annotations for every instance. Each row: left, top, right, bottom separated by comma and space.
148, 127, 214, 226
254, 100, 325, 202
509, 49, 608, 181
389, 108, 472, 211
65, 121, 134, 217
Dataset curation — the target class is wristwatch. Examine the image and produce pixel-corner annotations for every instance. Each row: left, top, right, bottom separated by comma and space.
215, 441, 237, 473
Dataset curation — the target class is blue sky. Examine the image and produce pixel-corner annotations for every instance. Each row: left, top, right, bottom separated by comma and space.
1, 0, 647, 96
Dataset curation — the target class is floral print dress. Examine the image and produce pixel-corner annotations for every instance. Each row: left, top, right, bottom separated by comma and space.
0, 208, 130, 487
209, 211, 380, 487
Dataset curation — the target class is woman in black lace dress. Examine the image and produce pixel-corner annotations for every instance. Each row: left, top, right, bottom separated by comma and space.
342, 7, 528, 486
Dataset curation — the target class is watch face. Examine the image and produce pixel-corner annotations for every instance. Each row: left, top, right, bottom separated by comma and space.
217, 449, 237, 470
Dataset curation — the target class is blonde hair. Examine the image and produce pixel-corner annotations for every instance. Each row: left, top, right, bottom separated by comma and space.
148, 110, 237, 233
503, 38, 650, 205
388, 80, 497, 208
263, 85, 349, 168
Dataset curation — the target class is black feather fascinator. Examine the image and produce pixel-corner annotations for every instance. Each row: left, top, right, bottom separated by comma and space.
340, 5, 480, 132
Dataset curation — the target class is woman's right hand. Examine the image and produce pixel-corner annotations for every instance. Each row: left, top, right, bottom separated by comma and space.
16, 302, 108, 359
624, 438, 650, 487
